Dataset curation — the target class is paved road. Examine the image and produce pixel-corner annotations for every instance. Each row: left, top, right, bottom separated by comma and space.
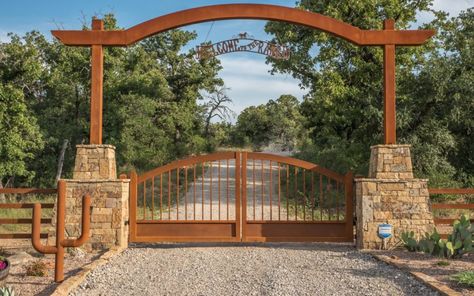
71, 243, 438, 296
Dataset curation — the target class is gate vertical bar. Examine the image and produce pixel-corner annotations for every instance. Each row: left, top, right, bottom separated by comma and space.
241, 152, 247, 240
235, 152, 242, 241
344, 171, 354, 241
129, 171, 138, 241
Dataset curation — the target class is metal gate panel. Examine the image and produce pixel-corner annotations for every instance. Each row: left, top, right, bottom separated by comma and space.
130, 152, 240, 242
129, 151, 353, 243
241, 152, 353, 242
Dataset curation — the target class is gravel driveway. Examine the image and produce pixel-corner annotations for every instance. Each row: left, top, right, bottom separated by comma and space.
71, 243, 438, 296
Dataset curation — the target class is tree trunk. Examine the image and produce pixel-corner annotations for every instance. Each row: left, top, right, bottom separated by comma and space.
55, 139, 69, 183
0, 180, 5, 203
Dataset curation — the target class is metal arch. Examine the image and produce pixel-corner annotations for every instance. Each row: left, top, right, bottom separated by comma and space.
50, 4, 436, 145
51, 4, 434, 46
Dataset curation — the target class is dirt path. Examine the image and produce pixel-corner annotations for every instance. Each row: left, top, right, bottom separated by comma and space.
167, 158, 286, 221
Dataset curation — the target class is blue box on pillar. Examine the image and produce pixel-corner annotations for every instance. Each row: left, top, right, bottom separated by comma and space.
378, 224, 392, 239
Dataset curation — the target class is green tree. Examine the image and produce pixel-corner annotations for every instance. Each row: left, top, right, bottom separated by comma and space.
265, 0, 473, 179
0, 32, 48, 188
0, 13, 224, 185
0, 83, 43, 193
233, 94, 304, 151
266, 95, 306, 151
234, 105, 272, 150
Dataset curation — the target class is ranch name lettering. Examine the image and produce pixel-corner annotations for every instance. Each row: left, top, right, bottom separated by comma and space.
196, 37, 290, 60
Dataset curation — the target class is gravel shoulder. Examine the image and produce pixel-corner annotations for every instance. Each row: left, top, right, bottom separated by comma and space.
71, 243, 439, 296
372, 249, 474, 295
0, 242, 99, 296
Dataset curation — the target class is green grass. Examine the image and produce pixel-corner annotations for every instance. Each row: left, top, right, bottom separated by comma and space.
0, 194, 55, 234
450, 271, 474, 288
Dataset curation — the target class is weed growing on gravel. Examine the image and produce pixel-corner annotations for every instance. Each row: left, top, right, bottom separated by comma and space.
451, 271, 474, 287
435, 261, 450, 266
24, 260, 48, 277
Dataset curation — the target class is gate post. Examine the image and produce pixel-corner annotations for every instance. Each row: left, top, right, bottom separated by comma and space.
235, 152, 242, 241
344, 171, 354, 241
129, 171, 137, 242
49, 145, 130, 251
241, 152, 247, 241
355, 145, 434, 249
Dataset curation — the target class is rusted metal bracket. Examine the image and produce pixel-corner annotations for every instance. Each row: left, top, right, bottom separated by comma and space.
32, 180, 91, 282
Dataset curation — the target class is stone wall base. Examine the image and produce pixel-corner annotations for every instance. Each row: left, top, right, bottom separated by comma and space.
49, 179, 129, 252
49, 144, 129, 252
355, 178, 434, 249
355, 144, 435, 249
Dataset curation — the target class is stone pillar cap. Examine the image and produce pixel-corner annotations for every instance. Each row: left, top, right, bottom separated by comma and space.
76, 144, 116, 149
370, 144, 411, 149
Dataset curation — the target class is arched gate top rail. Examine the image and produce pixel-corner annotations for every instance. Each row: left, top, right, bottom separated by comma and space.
137, 151, 237, 183
51, 4, 434, 46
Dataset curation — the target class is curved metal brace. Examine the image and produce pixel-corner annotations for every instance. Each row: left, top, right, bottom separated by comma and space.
32, 204, 58, 254
61, 194, 91, 248
51, 4, 435, 46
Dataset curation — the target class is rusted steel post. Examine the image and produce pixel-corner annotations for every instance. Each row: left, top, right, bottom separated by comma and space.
129, 171, 138, 242
31, 181, 92, 282
383, 19, 396, 144
344, 171, 354, 242
241, 152, 247, 240
90, 19, 104, 144
55, 180, 66, 282
235, 152, 241, 241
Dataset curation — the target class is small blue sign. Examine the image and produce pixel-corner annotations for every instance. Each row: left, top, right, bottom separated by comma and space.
378, 224, 392, 239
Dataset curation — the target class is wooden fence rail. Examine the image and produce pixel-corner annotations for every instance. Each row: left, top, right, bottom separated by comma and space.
429, 188, 474, 227
0, 188, 56, 240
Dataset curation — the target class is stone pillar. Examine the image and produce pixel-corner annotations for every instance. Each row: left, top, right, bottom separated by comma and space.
73, 144, 117, 180
355, 145, 434, 249
50, 144, 129, 252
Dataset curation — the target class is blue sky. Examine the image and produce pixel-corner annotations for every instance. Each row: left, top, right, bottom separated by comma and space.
0, 0, 472, 119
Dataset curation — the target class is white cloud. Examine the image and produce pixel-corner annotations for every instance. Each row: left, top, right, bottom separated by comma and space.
432, 0, 473, 16
415, 0, 473, 26
215, 55, 306, 119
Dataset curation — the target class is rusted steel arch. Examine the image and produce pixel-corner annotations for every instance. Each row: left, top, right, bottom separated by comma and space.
51, 4, 434, 46
51, 3, 436, 145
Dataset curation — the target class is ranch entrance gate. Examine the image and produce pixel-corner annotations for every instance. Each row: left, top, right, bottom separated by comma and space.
129, 152, 354, 242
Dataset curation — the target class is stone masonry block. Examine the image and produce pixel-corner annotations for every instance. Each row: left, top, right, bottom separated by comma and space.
356, 145, 434, 249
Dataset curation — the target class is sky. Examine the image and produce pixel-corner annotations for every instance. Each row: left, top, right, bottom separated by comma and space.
0, 0, 472, 119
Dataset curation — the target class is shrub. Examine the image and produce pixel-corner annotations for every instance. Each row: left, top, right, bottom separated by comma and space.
0, 287, 15, 296
24, 260, 48, 277
401, 214, 473, 259
401, 231, 419, 252
0, 256, 7, 271
451, 271, 474, 288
